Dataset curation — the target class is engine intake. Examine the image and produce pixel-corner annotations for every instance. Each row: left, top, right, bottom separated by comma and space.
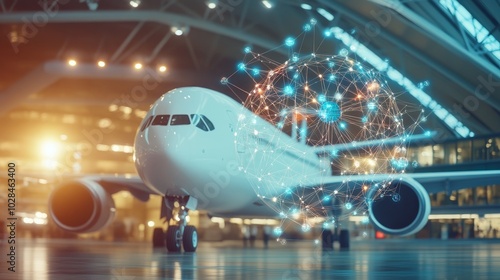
49, 179, 115, 233
367, 177, 430, 236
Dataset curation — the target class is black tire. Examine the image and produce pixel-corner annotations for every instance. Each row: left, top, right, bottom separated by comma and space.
321, 230, 333, 251
339, 229, 350, 249
183, 225, 198, 252
166, 225, 181, 252
152, 228, 165, 248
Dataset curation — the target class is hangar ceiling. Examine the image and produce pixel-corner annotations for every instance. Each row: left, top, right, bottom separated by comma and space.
0, 0, 499, 175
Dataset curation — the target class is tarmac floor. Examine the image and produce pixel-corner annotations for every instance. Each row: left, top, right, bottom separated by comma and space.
1, 237, 500, 279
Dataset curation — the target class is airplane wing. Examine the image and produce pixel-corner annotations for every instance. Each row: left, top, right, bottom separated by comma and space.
300, 170, 500, 195
1, 172, 153, 202
82, 174, 153, 202
311, 131, 436, 155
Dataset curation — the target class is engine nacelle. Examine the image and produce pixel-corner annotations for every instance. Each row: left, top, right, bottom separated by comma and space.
367, 177, 430, 236
49, 179, 116, 233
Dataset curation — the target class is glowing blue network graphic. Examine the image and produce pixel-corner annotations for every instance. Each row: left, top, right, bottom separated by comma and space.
222, 20, 426, 240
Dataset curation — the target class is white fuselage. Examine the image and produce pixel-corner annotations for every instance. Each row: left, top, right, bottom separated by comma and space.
134, 87, 324, 216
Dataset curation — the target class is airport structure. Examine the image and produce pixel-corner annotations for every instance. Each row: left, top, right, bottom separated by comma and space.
0, 1, 500, 279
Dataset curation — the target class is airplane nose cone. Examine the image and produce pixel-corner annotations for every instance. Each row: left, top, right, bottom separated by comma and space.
134, 126, 189, 195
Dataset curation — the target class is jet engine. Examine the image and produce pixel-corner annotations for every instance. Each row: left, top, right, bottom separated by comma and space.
49, 179, 115, 233
367, 177, 430, 236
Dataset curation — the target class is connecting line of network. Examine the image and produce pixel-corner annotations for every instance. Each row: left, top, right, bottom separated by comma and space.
220, 18, 431, 243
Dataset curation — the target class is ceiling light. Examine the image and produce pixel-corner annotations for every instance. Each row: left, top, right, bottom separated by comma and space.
97, 60, 106, 67
134, 63, 143, 70
300, 3, 312, 10
83, 0, 98, 11
317, 7, 334, 21
206, 0, 218, 9
129, 0, 140, 8
171, 26, 189, 36
158, 65, 167, 72
68, 59, 77, 67
262, 0, 273, 9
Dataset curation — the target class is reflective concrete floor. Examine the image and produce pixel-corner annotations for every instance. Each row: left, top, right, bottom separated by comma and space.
2, 238, 500, 279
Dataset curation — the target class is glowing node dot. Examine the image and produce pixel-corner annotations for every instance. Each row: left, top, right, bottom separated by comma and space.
284, 37, 295, 47
220, 77, 229, 85
244, 46, 252, 53
367, 101, 377, 110
301, 223, 311, 232
303, 23, 312, 32
283, 85, 295, 96
317, 94, 326, 103
318, 101, 341, 123
339, 48, 349, 56
345, 202, 353, 210
237, 62, 245, 71
252, 67, 260, 76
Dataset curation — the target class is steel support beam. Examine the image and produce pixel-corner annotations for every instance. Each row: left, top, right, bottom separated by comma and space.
0, 61, 170, 116
0, 10, 280, 52
319, 0, 497, 134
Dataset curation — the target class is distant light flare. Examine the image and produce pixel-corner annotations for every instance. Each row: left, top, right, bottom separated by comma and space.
67, 59, 77, 67
41, 140, 61, 158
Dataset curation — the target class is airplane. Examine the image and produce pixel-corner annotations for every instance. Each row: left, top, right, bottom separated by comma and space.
48, 86, 500, 252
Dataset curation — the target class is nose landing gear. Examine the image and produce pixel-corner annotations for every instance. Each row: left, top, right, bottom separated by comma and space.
163, 196, 199, 252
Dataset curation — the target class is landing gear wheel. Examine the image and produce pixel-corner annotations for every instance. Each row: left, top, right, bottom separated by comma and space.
166, 225, 182, 252
321, 230, 333, 251
339, 229, 350, 249
152, 228, 165, 248
183, 225, 198, 252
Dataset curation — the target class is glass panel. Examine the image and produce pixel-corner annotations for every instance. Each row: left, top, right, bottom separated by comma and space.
432, 144, 445, 165
445, 142, 456, 164
472, 138, 486, 161
152, 115, 170, 126
140, 116, 153, 131
407, 147, 418, 164
491, 185, 500, 204
487, 138, 500, 159
458, 189, 473, 206
170, 115, 190, 125
417, 145, 433, 167
191, 114, 208, 131
201, 115, 215, 131
456, 140, 471, 163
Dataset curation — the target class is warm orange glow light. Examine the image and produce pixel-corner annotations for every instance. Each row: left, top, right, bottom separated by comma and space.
68, 59, 77, 67
158, 65, 167, 72
134, 63, 143, 70
97, 60, 106, 68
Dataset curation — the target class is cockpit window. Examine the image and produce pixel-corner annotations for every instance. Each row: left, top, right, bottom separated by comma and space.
170, 114, 191, 125
202, 115, 215, 131
191, 114, 208, 131
152, 115, 170, 126
140, 116, 154, 132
